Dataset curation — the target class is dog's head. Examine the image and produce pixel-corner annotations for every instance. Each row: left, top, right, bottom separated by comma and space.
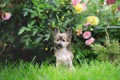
54, 28, 72, 49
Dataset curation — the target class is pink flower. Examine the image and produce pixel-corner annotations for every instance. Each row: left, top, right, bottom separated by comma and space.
81, 3, 86, 11
71, 0, 81, 6
84, 22, 91, 27
2, 12, 11, 20
85, 37, 95, 45
83, 31, 91, 39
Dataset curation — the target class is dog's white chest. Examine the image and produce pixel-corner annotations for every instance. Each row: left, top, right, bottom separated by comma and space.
55, 48, 72, 63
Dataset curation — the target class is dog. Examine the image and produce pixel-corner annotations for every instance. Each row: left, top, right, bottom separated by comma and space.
54, 28, 74, 70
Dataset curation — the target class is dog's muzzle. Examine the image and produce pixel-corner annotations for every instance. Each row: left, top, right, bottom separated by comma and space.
57, 43, 62, 48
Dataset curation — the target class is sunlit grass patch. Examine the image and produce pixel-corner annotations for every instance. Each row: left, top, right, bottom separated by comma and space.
0, 61, 120, 80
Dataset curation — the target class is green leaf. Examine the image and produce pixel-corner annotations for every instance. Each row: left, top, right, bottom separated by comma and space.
18, 27, 26, 35
35, 36, 43, 43
44, 34, 50, 41
32, 29, 38, 36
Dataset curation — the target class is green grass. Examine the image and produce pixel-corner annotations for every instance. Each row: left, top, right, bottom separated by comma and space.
0, 61, 120, 80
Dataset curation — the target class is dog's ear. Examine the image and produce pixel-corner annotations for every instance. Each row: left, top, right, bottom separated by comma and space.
54, 28, 60, 36
67, 27, 72, 40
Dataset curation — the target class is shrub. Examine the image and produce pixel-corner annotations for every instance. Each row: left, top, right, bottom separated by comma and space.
91, 28, 120, 63
91, 40, 120, 63
0, 0, 120, 63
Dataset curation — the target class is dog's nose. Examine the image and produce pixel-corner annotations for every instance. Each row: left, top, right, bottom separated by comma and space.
58, 43, 62, 47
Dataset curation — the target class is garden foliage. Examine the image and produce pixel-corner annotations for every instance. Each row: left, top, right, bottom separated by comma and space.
91, 40, 120, 63
0, 0, 120, 62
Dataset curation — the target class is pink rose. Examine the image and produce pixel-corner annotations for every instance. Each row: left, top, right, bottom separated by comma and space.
71, 0, 81, 6
81, 3, 87, 11
83, 31, 91, 39
85, 37, 95, 45
84, 22, 91, 27
2, 12, 11, 20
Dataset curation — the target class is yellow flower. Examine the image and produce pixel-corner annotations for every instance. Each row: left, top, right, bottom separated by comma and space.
45, 48, 48, 51
62, 16, 64, 19
86, 16, 99, 26
96, 10, 99, 13
72, 50, 75, 53
3, 43, 7, 47
46, 11, 49, 13
62, 2, 64, 4
67, 10, 70, 13
90, 28, 93, 31
73, 3, 83, 13
118, 17, 120, 21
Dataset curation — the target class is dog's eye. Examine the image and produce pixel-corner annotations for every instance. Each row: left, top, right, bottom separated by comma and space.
56, 39, 59, 41
62, 39, 66, 42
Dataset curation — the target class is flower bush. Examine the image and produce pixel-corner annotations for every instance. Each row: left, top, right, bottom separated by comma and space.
0, 0, 120, 63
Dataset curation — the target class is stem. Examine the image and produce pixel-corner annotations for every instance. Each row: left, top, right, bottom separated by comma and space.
105, 27, 110, 44
0, 47, 6, 55
85, 0, 90, 4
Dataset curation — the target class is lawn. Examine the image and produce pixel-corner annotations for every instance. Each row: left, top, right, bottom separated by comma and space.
0, 61, 120, 80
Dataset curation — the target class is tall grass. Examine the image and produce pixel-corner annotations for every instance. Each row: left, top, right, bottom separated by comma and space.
0, 61, 120, 80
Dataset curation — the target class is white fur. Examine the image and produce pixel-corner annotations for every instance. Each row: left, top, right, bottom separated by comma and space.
55, 47, 74, 70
